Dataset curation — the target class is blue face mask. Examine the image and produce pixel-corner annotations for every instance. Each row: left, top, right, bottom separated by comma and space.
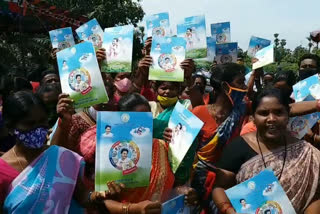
14, 127, 49, 149
225, 83, 247, 106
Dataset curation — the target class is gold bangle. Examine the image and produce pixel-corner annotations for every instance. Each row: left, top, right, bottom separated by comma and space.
122, 203, 130, 214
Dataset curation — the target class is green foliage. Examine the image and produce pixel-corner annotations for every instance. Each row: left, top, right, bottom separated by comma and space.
1, 0, 144, 78
186, 48, 207, 59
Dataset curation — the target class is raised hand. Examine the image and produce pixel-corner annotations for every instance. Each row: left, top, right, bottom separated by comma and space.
56, 93, 74, 124
163, 127, 173, 143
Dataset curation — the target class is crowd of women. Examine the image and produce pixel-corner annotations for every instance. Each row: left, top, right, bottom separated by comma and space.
0, 36, 320, 214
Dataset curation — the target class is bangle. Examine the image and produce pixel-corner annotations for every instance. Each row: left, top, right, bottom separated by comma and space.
122, 203, 130, 214
221, 203, 233, 214
88, 191, 93, 203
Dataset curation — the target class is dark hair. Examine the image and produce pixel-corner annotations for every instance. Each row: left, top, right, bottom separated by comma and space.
113, 38, 119, 42
155, 81, 181, 91
187, 28, 192, 32
252, 87, 290, 114
0, 75, 33, 102
2, 91, 46, 127
36, 82, 61, 99
76, 74, 81, 79
210, 63, 245, 92
239, 199, 245, 203
264, 210, 271, 214
298, 54, 320, 68
105, 125, 111, 129
263, 72, 274, 78
41, 69, 58, 80
118, 93, 150, 111
193, 74, 206, 86
121, 148, 129, 154
273, 70, 297, 87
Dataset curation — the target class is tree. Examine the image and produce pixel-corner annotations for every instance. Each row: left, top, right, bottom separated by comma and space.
0, 0, 145, 79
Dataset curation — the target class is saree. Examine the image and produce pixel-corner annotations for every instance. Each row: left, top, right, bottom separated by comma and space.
191, 100, 247, 213
118, 139, 175, 203
3, 145, 85, 214
236, 140, 320, 213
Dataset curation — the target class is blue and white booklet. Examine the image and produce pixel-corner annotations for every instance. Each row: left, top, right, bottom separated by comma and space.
149, 37, 186, 82
95, 112, 153, 191
211, 22, 231, 44
247, 36, 271, 57
195, 36, 216, 73
101, 25, 134, 73
145, 12, 170, 38
75, 18, 104, 50
293, 74, 320, 102
288, 111, 320, 139
225, 169, 296, 214
177, 15, 207, 59
56, 42, 108, 109
252, 44, 274, 70
162, 195, 187, 214
215, 42, 238, 64
168, 102, 204, 173
49, 27, 75, 51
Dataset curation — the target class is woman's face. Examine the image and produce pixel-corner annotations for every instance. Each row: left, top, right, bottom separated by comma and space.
229, 74, 247, 90
115, 72, 130, 81
254, 96, 289, 141
157, 82, 179, 98
15, 105, 49, 132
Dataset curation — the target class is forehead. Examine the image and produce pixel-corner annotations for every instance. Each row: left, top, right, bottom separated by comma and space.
44, 74, 59, 80
301, 59, 317, 66
256, 96, 285, 109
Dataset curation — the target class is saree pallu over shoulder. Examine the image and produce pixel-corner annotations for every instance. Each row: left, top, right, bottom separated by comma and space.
119, 139, 175, 203
236, 141, 320, 213
4, 145, 85, 214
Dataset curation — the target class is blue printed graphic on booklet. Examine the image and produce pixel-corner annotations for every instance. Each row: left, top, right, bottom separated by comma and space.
248, 36, 271, 57
95, 112, 153, 191
293, 74, 320, 102
56, 42, 108, 109
252, 44, 274, 70
145, 12, 170, 38
149, 37, 186, 82
162, 195, 186, 214
288, 111, 320, 139
225, 169, 296, 214
177, 15, 207, 59
211, 22, 231, 44
195, 36, 216, 73
101, 25, 134, 73
76, 18, 104, 50
49, 27, 75, 51
216, 42, 237, 64
168, 102, 204, 173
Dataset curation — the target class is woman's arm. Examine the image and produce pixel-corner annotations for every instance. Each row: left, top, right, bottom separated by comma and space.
289, 99, 320, 117
304, 200, 320, 214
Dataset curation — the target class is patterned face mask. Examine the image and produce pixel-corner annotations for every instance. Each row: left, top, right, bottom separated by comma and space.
14, 127, 49, 149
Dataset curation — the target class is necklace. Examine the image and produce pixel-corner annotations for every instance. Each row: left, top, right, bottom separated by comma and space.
12, 147, 24, 171
256, 132, 287, 181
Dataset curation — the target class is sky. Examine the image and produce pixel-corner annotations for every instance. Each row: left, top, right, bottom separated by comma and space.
141, 0, 320, 50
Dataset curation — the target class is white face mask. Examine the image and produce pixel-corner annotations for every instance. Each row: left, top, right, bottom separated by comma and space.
88, 106, 97, 121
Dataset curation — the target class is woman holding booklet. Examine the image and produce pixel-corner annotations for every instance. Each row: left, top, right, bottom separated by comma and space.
0, 91, 123, 213
212, 88, 320, 214
77, 93, 198, 214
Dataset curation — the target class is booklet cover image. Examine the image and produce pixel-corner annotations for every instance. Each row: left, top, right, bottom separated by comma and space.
215, 42, 238, 64
225, 169, 296, 214
195, 36, 216, 73
101, 25, 134, 73
248, 36, 271, 57
168, 102, 204, 173
211, 22, 231, 44
49, 27, 75, 51
145, 12, 170, 38
76, 18, 104, 50
95, 112, 153, 191
177, 15, 207, 59
57, 42, 109, 109
149, 37, 186, 82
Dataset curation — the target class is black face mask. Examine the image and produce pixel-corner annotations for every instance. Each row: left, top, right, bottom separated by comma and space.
299, 68, 318, 81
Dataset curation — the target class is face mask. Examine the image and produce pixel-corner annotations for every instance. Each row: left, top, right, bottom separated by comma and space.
299, 68, 318, 81
225, 83, 247, 106
14, 127, 49, 149
114, 78, 132, 93
157, 95, 178, 107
